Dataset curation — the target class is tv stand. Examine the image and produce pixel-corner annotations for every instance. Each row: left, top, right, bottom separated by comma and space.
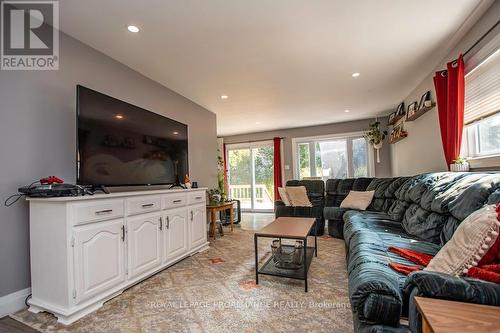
26, 188, 208, 325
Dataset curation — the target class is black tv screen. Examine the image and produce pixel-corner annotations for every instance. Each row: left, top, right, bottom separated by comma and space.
77, 85, 188, 186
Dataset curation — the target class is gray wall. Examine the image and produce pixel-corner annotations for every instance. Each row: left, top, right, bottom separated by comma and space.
0, 33, 218, 297
391, 1, 500, 176
222, 117, 392, 181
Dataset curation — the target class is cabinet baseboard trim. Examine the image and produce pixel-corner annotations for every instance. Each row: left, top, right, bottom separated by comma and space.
0, 287, 31, 318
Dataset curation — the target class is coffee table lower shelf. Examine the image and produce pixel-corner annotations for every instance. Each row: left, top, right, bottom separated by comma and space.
258, 245, 315, 280
253, 217, 318, 292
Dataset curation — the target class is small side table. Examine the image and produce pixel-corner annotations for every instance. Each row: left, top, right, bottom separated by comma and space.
415, 296, 500, 333
206, 201, 236, 239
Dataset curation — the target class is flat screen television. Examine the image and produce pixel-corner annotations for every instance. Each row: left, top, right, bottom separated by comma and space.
77, 85, 188, 187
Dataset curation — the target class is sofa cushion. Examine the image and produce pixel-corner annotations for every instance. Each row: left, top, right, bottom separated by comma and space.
285, 179, 324, 207
389, 173, 500, 245
366, 178, 404, 213
401, 205, 447, 244
277, 187, 291, 206
425, 204, 500, 276
286, 186, 312, 207
341, 191, 375, 210
325, 178, 373, 207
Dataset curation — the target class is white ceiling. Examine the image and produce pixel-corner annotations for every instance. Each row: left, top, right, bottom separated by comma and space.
58, 0, 490, 136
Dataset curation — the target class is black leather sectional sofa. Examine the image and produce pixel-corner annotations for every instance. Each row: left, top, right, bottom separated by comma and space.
274, 173, 500, 333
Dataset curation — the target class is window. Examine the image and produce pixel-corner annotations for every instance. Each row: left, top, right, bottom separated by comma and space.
293, 133, 373, 180
462, 48, 500, 160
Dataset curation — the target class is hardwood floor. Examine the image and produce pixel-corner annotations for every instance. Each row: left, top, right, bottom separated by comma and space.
0, 316, 37, 333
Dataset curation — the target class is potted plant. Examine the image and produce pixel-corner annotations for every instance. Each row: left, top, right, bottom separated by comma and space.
208, 188, 222, 205
364, 121, 388, 163
450, 157, 469, 172
217, 153, 227, 201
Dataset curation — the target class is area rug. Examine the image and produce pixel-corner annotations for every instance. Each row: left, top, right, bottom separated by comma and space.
11, 228, 353, 332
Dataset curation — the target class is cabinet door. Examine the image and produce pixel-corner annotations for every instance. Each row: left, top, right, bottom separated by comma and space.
127, 213, 162, 279
163, 208, 188, 263
189, 204, 207, 249
73, 219, 126, 304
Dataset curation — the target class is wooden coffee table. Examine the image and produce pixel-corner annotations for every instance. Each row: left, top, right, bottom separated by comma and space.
254, 217, 317, 292
415, 296, 500, 333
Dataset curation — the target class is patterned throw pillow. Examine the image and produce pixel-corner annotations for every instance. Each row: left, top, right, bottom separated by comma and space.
425, 204, 500, 276
286, 186, 312, 207
340, 190, 375, 211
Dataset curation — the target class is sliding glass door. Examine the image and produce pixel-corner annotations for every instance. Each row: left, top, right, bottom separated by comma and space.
227, 141, 274, 212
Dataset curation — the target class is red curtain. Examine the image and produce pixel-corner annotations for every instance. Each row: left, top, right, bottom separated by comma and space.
223, 143, 228, 195
273, 137, 283, 200
433, 55, 465, 169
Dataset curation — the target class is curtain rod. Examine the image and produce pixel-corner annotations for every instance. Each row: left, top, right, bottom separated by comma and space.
463, 20, 499, 58
225, 137, 285, 145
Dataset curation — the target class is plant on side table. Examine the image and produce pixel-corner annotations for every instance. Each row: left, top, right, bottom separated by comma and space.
209, 151, 228, 205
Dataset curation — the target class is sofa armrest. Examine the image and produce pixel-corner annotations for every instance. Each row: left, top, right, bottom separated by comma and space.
274, 200, 285, 209
404, 271, 500, 333
350, 274, 403, 327
403, 270, 500, 305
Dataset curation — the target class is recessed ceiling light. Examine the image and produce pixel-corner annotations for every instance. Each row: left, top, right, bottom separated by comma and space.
344, 109, 350, 113
173, 131, 179, 135
351, 72, 360, 77
115, 114, 124, 119
220, 95, 228, 99
127, 25, 140, 33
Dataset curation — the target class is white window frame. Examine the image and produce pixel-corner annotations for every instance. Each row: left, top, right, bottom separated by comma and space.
461, 42, 500, 168
291, 131, 375, 180
462, 113, 500, 168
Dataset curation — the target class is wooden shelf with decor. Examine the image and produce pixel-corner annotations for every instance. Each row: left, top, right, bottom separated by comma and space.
406, 102, 436, 122
387, 114, 405, 126
389, 133, 407, 144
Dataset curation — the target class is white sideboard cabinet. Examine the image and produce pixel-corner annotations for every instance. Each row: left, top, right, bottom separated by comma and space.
26, 188, 208, 325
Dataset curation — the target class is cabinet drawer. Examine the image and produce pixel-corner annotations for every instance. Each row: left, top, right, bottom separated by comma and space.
163, 193, 187, 209
127, 195, 161, 216
73, 199, 124, 225
188, 192, 206, 205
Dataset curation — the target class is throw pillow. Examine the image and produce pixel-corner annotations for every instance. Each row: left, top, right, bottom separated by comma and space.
340, 190, 375, 211
286, 186, 312, 207
424, 204, 500, 276
278, 187, 291, 206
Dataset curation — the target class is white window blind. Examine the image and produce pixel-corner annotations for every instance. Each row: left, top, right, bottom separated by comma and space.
464, 48, 500, 124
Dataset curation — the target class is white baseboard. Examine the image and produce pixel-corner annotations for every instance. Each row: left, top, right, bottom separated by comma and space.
0, 288, 31, 318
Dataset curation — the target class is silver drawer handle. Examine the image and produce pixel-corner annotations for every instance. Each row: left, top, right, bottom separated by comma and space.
95, 209, 113, 215
195, 196, 202, 200
173, 200, 182, 203
142, 203, 154, 208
